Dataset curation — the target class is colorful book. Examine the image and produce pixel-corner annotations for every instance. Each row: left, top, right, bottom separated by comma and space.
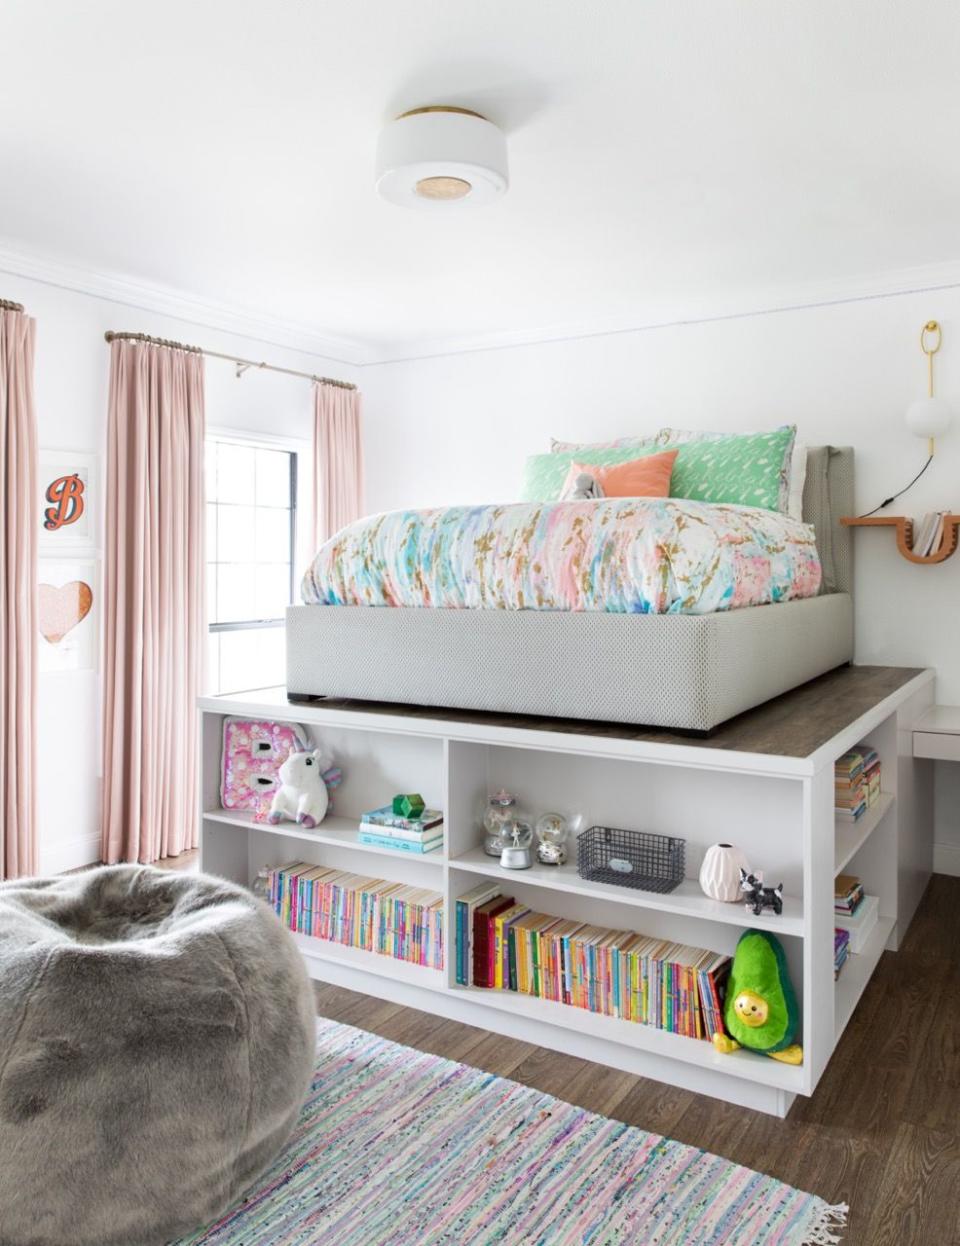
357, 831, 443, 854
267, 862, 443, 969
473, 896, 514, 988
455, 882, 502, 985
834, 927, 851, 979
359, 805, 444, 833
358, 821, 444, 842
835, 873, 864, 915
453, 903, 731, 1042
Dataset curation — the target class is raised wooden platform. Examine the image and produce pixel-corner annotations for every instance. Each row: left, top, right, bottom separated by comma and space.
290, 664, 924, 759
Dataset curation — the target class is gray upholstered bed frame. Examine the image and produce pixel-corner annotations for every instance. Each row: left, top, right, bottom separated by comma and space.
286, 447, 854, 731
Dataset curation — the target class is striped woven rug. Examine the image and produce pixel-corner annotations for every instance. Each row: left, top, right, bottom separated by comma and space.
175, 1019, 847, 1246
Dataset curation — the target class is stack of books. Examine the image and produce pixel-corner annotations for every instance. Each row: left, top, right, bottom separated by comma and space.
835, 873, 865, 919
834, 745, 881, 821
455, 887, 730, 1041
835, 750, 866, 821
268, 862, 444, 969
834, 927, 851, 979
835, 892, 879, 953
357, 804, 444, 855
862, 747, 881, 806
912, 512, 947, 558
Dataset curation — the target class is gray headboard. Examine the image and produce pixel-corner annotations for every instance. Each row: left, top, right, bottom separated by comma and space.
802, 445, 854, 596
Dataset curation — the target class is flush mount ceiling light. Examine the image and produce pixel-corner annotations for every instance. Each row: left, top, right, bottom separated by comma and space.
375, 106, 508, 209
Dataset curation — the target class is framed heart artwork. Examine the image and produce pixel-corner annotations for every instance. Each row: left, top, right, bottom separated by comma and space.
38, 561, 98, 673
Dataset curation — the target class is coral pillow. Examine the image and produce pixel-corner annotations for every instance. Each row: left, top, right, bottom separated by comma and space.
563, 449, 678, 499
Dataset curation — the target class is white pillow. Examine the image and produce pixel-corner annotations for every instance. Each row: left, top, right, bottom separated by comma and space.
657, 426, 807, 520
549, 433, 660, 454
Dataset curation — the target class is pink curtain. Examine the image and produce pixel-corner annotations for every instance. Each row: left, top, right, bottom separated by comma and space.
0, 306, 39, 879
101, 339, 205, 864
312, 382, 364, 547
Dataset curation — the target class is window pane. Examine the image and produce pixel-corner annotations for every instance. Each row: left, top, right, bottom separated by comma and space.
217, 504, 257, 564
218, 629, 261, 694
205, 441, 218, 503
256, 449, 291, 508
254, 507, 292, 563
205, 503, 218, 560
206, 561, 218, 624
257, 627, 286, 688
205, 630, 220, 695
255, 562, 292, 618
216, 564, 259, 623
217, 627, 286, 694
215, 443, 256, 505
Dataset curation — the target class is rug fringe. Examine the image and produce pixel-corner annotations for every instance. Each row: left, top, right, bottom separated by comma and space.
803, 1201, 849, 1244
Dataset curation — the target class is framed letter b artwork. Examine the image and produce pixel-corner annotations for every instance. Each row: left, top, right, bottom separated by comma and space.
39, 449, 97, 552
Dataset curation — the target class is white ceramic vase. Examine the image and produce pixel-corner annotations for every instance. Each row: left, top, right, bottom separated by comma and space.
699, 843, 750, 903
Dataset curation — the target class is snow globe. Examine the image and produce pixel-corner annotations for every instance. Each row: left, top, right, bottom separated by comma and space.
482, 790, 519, 857
535, 812, 570, 866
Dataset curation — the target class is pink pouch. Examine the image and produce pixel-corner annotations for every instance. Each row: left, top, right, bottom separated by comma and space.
220, 718, 310, 822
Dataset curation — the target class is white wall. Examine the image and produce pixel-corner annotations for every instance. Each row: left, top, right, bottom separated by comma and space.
361, 290, 960, 868
1, 271, 357, 873
8, 269, 960, 873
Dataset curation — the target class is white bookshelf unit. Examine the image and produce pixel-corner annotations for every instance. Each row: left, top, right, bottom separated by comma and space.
199, 667, 934, 1117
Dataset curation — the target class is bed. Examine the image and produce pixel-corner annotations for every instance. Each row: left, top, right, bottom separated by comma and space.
286, 446, 854, 731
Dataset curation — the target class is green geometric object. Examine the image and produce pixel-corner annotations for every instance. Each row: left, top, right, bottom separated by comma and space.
392, 793, 425, 819
723, 929, 800, 1054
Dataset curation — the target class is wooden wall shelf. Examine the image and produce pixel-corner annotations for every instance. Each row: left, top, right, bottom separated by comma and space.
841, 514, 960, 564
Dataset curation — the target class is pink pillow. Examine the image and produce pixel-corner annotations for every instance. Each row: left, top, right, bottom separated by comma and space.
562, 449, 678, 499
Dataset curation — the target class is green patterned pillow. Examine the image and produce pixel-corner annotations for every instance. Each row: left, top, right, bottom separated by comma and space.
521, 427, 796, 511
666, 427, 796, 512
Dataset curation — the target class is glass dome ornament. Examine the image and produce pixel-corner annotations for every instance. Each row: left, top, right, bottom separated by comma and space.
535, 812, 569, 866
482, 789, 518, 857
499, 817, 534, 870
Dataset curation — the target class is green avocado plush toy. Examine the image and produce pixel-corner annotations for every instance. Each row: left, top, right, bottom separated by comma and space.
712, 929, 803, 1066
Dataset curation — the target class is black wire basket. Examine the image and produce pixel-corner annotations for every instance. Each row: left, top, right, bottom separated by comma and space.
577, 825, 685, 894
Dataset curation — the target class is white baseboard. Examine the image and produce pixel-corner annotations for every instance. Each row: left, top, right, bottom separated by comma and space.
40, 833, 101, 875
933, 841, 960, 877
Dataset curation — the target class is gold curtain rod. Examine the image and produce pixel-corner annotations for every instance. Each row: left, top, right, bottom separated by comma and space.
103, 330, 357, 391
0, 298, 25, 312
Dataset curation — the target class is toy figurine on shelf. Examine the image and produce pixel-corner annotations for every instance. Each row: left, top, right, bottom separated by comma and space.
499, 819, 534, 870
712, 929, 802, 1065
739, 869, 784, 917
267, 746, 341, 830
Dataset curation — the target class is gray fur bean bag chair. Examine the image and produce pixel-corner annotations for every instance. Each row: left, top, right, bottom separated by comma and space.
0, 865, 316, 1246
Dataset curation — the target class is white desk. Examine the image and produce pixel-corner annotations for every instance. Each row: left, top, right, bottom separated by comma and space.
914, 705, 960, 761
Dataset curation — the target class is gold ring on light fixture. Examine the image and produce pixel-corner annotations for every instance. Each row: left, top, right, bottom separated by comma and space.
921, 320, 942, 358
397, 105, 487, 121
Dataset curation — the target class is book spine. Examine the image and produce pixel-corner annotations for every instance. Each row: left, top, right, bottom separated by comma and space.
358, 821, 444, 841
357, 831, 442, 854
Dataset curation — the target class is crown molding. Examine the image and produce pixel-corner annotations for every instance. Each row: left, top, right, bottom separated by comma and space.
0, 240, 376, 367
5, 239, 960, 370
364, 260, 960, 366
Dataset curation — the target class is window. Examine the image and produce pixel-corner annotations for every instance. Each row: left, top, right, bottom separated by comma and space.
205, 435, 298, 694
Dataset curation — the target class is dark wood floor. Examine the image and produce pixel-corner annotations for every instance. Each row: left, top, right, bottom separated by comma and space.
313, 874, 960, 1246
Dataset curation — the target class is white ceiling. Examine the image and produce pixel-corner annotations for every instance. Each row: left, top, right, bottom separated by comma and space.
2, 0, 960, 361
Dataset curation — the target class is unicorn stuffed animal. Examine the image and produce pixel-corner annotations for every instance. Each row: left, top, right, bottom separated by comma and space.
268, 746, 336, 829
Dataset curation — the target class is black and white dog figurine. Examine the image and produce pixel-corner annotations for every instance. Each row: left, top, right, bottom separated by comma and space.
739, 868, 784, 917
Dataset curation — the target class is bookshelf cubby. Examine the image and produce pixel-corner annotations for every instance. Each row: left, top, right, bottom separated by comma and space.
199, 672, 933, 1118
